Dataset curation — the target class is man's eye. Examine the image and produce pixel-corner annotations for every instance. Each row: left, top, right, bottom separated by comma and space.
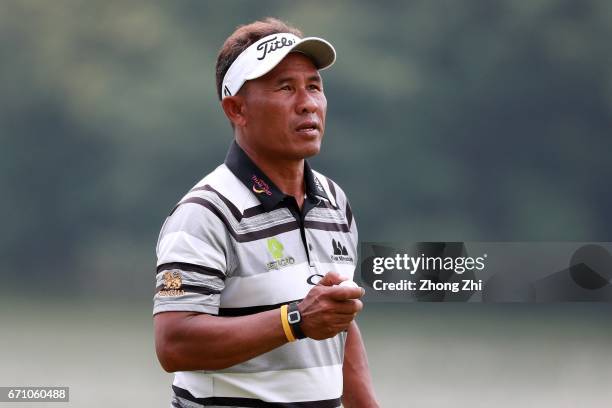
280, 85, 291, 91
309, 84, 321, 91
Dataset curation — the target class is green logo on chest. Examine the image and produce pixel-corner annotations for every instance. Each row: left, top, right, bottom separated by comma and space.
267, 237, 285, 260
265, 237, 295, 270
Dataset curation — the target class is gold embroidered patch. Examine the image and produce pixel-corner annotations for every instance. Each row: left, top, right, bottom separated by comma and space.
158, 270, 184, 296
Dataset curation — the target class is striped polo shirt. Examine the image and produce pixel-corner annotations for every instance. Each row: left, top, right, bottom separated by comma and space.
154, 141, 358, 408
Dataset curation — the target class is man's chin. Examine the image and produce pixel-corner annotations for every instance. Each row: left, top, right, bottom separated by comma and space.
303, 145, 321, 158
297, 143, 321, 159
278, 138, 321, 159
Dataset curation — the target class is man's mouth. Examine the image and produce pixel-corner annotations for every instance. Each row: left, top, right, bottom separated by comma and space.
295, 121, 320, 133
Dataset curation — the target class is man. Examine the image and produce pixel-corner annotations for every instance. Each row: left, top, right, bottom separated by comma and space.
153, 18, 379, 408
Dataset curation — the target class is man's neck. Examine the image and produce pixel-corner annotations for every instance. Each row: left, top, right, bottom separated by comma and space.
238, 142, 306, 208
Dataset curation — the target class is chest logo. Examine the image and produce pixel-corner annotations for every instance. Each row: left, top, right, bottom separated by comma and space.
331, 239, 354, 264
266, 237, 295, 271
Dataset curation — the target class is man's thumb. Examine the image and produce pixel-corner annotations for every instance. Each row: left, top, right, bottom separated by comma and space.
317, 271, 344, 286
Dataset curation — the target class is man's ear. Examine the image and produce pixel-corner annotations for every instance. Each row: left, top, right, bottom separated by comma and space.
221, 96, 247, 128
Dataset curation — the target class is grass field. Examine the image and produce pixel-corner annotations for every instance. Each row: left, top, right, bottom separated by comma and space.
1, 299, 611, 407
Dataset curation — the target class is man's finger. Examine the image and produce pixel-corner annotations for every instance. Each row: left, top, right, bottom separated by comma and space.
328, 299, 363, 315
327, 285, 364, 301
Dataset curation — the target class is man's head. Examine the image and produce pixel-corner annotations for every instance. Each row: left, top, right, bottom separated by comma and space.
216, 18, 336, 161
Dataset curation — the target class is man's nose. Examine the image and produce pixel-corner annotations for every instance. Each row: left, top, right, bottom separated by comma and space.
295, 88, 318, 114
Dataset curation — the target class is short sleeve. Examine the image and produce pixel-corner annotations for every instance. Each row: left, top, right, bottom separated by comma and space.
153, 203, 229, 315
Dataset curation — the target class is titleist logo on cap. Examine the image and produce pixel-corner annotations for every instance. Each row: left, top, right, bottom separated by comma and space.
256, 36, 295, 60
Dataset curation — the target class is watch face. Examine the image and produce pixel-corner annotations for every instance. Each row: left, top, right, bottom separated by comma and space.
287, 310, 301, 324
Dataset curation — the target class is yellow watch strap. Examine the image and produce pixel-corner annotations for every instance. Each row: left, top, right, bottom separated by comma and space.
280, 304, 296, 342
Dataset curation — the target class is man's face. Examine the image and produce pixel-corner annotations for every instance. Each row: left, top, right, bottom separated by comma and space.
239, 52, 327, 161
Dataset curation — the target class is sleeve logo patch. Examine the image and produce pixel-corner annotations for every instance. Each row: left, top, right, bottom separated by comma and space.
158, 270, 185, 297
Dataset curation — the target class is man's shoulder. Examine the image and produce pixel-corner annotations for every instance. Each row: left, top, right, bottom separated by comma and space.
310, 169, 351, 210
188, 163, 234, 193
175, 163, 259, 215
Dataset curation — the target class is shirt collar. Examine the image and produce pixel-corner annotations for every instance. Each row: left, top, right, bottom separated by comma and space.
224, 140, 330, 211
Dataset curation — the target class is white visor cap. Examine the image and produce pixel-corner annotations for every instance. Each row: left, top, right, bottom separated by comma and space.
222, 32, 336, 99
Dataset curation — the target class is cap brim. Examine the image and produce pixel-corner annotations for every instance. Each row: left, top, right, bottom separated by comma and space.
291, 37, 336, 70
245, 36, 336, 81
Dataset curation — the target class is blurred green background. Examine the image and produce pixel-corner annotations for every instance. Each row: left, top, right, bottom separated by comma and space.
2, 0, 612, 406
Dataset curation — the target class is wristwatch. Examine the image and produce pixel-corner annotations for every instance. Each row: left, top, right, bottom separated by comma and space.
287, 302, 306, 339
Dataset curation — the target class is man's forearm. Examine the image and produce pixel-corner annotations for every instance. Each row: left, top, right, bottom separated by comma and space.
154, 272, 364, 373
154, 309, 287, 372
342, 321, 379, 408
